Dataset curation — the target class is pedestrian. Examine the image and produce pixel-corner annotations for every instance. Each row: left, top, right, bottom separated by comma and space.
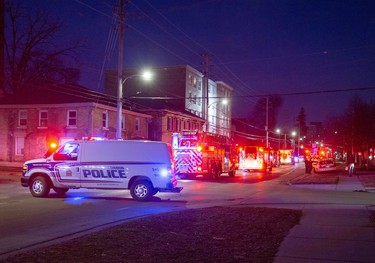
346, 153, 355, 176
304, 156, 310, 173
210, 160, 218, 179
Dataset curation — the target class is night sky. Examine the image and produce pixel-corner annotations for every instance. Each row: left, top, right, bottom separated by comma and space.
24, 0, 375, 127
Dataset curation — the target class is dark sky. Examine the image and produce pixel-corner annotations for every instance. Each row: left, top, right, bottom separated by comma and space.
25, 0, 375, 127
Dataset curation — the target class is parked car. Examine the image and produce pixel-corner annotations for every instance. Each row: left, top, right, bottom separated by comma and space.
312, 159, 337, 173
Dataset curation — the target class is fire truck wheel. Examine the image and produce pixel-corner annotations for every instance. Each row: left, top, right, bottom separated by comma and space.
53, 187, 69, 195
130, 180, 153, 201
229, 171, 235, 177
30, 176, 50, 198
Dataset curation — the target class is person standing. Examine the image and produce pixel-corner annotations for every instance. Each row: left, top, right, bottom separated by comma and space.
304, 156, 311, 174
347, 153, 355, 176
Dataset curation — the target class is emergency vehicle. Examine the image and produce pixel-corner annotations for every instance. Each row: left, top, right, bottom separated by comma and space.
237, 146, 273, 171
21, 140, 182, 201
279, 149, 293, 164
172, 131, 235, 178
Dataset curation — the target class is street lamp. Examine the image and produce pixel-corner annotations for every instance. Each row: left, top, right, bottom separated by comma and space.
276, 129, 281, 150
116, 70, 153, 139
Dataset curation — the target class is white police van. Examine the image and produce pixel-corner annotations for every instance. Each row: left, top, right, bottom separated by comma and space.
21, 140, 182, 201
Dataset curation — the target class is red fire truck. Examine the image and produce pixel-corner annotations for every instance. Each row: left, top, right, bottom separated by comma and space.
279, 149, 293, 164
237, 146, 273, 172
172, 131, 236, 179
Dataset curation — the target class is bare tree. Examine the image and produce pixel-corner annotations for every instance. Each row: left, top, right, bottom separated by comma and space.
3, 0, 84, 95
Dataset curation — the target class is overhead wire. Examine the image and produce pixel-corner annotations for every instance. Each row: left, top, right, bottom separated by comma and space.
138, 0, 259, 106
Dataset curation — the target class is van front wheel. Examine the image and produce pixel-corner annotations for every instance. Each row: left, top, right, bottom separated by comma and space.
130, 180, 153, 201
30, 176, 50, 197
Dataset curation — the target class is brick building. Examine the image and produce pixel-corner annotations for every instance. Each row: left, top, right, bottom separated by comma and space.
0, 84, 151, 162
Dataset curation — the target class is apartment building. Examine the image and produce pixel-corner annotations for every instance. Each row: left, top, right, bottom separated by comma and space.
0, 84, 151, 162
104, 65, 233, 140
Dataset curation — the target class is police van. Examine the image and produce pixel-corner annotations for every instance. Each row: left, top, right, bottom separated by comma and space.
21, 140, 182, 201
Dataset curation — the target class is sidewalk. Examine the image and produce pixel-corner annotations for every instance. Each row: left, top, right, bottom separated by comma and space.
274, 204, 375, 263
275, 175, 375, 263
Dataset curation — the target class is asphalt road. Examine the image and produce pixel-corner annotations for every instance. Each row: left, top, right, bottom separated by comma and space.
1, 163, 374, 260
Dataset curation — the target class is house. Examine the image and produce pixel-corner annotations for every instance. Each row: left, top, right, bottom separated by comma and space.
0, 84, 151, 162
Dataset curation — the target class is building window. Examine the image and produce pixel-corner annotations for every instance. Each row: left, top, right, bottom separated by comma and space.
19, 110, 27, 126
15, 137, 25, 156
198, 80, 202, 90
135, 118, 140, 131
188, 74, 192, 85
176, 119, 180, 132
102, 111, 108, 129
39, 110, 48, 127
67, 110, 77, 127
167, 117, 172, 131
121, 114, 126, 130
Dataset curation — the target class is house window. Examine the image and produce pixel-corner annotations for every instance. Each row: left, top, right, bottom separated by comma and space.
167, 117, 172, 131
39, 110, 48, 127
102, 111, 108, 129
135, 118, 140, 131
67, 110, 77, 127
15, 137, 25, 156
177, 119, 181, 132
121, 114, 126, 130
19, 110, 27, 126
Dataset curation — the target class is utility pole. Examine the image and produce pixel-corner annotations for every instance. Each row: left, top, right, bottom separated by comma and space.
0, 0, 4, 91
116, 0, 125, 139
202, 52, 209, 132
265, 96, 269, 148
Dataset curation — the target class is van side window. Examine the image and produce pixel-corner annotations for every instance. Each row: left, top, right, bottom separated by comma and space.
54, 143, 79, 161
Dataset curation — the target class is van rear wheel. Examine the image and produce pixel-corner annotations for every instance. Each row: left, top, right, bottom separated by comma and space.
30, 176, 50, 197
130, 180, 153, 201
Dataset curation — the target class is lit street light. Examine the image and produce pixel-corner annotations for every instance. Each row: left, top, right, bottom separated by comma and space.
116, 70, 153, 139
276, 129, 281, 150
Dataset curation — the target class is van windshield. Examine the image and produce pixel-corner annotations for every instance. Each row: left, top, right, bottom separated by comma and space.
54, 143, 80, 161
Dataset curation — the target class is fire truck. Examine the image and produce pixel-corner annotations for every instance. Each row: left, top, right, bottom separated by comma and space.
279, 149, 293, 164
237, 146, 273, 172
172, 131, 236, 179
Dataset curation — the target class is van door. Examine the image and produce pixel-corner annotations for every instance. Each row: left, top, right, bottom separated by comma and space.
53, 142, 81, 187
